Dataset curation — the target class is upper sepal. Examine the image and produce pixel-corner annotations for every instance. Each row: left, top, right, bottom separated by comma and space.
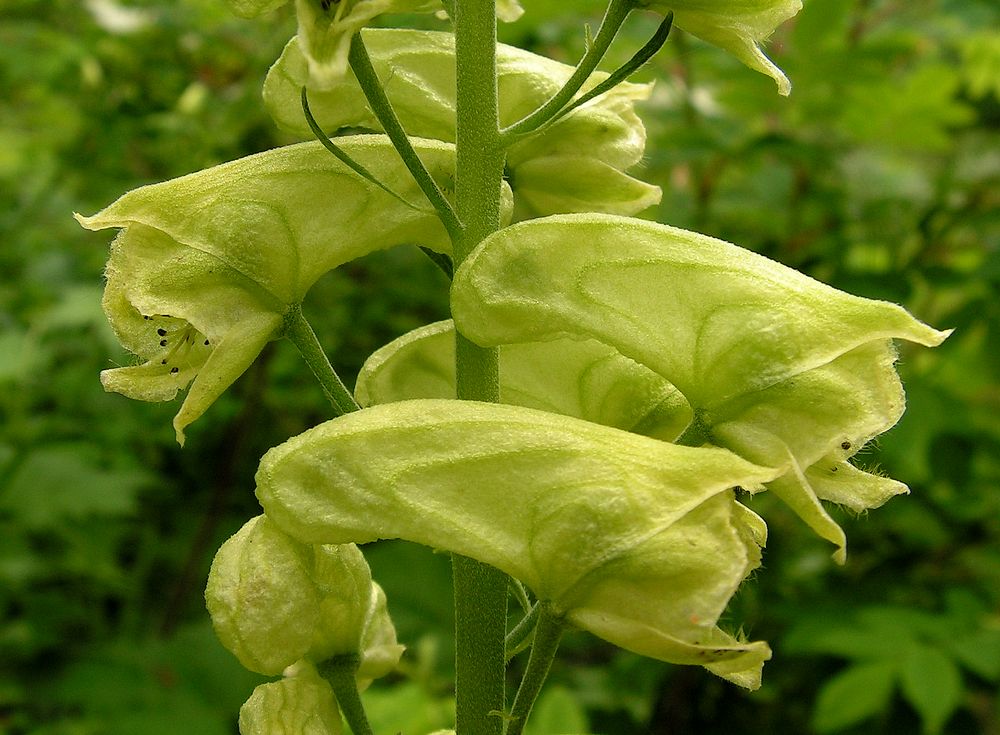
256, 399, 779, 687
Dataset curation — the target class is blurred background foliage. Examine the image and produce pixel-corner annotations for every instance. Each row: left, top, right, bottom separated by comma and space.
1, 0, 998, 732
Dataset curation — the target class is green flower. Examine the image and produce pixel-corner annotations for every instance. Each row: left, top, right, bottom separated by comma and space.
206, 514, 404, 678
451, 214, 950, 561
355, 319, 689, 441
76, 137, 479, 444
264, 29, 661, 218
257, 399, 778, 688
638, 0, 802, 95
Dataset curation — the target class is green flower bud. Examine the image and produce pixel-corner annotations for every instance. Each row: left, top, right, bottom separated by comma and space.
355, 319, 689, 442
638, 0, 802, 95
450, 214, 950, 561
264, 29, 660, 218
206, 515, 404, 678
238, 662, 343, 735
257, 399, 779, 688
76, 137, 478, 444
206, 516, 321, 675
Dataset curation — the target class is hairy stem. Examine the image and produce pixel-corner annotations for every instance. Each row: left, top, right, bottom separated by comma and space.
505, 604, 565, 735
452, 1, 508, 733
319, 655, 374, 735
348, 34, 463, 241
285, 305, 359, 416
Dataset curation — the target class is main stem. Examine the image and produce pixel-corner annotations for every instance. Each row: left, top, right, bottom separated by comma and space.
451, 2, 507, 734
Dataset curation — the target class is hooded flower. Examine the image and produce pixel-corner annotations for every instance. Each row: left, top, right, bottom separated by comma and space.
450, 213, 951, 561
76, 136, 481, 444
257, 399, 779, 688
638, 0, 802, 95
355, 319, 690, 441
264, 29, 661, 218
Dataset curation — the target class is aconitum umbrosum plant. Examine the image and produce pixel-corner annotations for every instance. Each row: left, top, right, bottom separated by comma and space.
77, 0, 950, 732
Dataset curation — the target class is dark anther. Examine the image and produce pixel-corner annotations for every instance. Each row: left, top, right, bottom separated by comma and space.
841, 441, 851, 450
157, 328, 167, 336
161, 359, 167, 365
159, 339, 168, 347
170, 367, 180, 374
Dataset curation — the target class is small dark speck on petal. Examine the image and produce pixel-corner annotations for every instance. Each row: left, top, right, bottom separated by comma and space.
170, 367, 179, 374
159, 339, 168, 347
841, 441, 851, 450
157, 328, 167, 336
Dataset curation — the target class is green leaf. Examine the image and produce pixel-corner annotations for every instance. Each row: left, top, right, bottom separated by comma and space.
77, 137, 466, 443
451, 213, 949, 560
899, 646, 963, 734
811, 661, 897, 733
362, 681, 454, 735
524, 685, 590, 735
264, 29, 660, 218
0, 445, 147, 528
257, 399, 777, 687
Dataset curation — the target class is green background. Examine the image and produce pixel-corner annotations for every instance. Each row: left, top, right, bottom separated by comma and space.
1, 0, 998, 732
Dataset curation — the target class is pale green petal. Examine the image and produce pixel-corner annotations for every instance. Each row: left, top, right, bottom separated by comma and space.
256, 399, 780, 686
239, 662, 343, 735
640, 0, 802, 95
356, 319, 690, 440
451, 214, 950, 555
264, 30, 658, 217
78, 136, 457, 442
173, 312, 283, 444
